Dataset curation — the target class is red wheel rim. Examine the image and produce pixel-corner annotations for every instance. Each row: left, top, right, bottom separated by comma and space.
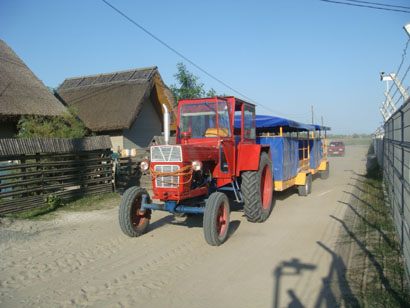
260, 164, 273, 210
131, 195, 146, 227
216, 202, 228, 237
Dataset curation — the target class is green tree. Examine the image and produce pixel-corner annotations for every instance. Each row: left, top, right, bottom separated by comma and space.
170, 62, 228, 101
17, 106, 89, 138
170, 62, 205, 101
206, 88, 217, 97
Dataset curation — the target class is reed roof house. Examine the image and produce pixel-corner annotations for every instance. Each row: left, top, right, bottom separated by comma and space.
56, 67, 176, 151
0, 40, 66, 138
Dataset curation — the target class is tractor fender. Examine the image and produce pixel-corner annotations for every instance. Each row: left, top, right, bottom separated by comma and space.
236, 144, 271, 176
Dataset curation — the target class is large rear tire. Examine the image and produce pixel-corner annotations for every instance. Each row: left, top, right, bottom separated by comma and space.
203, 192, 230, 246
241, 152, 274, 222
119, 186, 151, 237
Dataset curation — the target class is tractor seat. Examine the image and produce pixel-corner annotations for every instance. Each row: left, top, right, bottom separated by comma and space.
205, 127, 229, 137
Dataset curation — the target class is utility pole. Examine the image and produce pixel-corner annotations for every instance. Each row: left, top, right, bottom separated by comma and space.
311, 105, 314, 124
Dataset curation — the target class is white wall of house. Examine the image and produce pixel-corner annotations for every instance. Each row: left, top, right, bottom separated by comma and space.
123, 98, 162, 149
109, 134, 124, 152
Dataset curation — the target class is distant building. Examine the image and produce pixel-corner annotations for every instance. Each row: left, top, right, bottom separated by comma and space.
0, 40, 66, 138
56, 67, 176, 151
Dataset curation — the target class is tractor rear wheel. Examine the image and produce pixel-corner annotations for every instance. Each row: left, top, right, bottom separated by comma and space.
203, 192, 230, 246
242, 152, 274, 222
320, 162, 330, 180
119, 186, 151, 237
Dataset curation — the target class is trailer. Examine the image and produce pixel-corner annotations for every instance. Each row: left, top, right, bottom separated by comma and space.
241, 115, 330, 196
118, 97, 331, 246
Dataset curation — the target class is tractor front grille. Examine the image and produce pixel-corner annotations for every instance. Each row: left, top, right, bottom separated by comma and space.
154, 165, 179, 188
151, 145, 182, 162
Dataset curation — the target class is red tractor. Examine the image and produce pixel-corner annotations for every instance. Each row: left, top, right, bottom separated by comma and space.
118, 97, 274, 246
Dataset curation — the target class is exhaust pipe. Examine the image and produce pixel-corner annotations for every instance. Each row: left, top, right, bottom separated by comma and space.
163, 104, 170, 145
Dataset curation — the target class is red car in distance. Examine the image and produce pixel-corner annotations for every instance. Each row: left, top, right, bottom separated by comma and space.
328, 141, 345, 156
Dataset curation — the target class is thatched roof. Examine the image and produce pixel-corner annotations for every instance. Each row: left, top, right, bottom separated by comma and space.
0, 40, 66, 119
56, 67, 176, 132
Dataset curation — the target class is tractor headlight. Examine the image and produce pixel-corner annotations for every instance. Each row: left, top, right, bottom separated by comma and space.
192, 161, 202, 171
140, 160, 150, 171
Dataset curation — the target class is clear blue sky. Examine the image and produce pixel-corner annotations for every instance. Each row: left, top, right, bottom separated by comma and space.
1, 0, 409, 134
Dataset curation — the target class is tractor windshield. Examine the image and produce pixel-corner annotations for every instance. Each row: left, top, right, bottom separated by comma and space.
179, 102, 231, 138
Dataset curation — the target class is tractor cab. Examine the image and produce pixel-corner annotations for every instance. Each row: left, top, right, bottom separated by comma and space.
175, 97, 257, 186
176, 96, 256, 145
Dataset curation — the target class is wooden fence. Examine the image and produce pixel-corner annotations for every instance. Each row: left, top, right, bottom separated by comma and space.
114, 148, 152, 193
0, 136, 113, 214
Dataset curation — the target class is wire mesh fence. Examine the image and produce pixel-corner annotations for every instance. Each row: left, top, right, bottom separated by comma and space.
375, 99, 410, 287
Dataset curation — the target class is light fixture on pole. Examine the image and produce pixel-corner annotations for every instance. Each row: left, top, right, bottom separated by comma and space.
404, 23, 410, 38
380, 72, 398, 113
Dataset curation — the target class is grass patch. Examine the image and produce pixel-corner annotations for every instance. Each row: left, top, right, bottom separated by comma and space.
60, 193, 120, 212
5, 193, 120, 220
346, 164, 410, 307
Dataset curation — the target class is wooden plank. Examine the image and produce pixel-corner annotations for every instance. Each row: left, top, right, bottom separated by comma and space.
0, 174, 113, 199
0, 163, 113, 181
0, 157, 112, 171
0, 170, 112, 190
0, 150, 111, 162
0, 183, 113, 214
0, 136, 112, 157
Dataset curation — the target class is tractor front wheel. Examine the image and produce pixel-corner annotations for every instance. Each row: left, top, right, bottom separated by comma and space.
242, 152, 274, 222
203, 192, 230, 246
119, 186, 151, 237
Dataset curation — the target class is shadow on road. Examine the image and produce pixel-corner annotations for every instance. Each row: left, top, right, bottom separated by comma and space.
338, 196, 396, 251
313, 241, 360, 308
275, 188, 298, 201
272, 258, 316, 308
273, 243, 360, 308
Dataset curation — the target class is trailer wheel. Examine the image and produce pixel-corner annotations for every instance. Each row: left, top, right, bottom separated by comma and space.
320, 162, 330, 180
242, 152, 274, 222
119, 186, 151, 237
203, 192, 230, 246
307, 173, 313, 194
298, 173, 312, 197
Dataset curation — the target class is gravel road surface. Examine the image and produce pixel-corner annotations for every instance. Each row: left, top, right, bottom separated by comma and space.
0, 145, 369, 308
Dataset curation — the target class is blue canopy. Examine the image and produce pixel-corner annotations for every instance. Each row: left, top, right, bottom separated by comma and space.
234, 115, 329, 132
313, 124, 331, 131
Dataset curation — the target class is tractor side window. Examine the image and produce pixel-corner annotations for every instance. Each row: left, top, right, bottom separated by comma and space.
243, 105, 255, 139
217, 102, 231, 137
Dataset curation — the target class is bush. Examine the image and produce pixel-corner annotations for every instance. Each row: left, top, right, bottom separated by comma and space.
16, 107, 90, 138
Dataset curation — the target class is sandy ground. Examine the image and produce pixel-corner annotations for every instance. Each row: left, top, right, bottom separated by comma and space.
0, 145, 369, 308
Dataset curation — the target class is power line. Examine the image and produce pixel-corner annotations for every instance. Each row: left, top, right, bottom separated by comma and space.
101, 1, 251, 100
320, 0, 410, 13
344, 0, 410, 10
101, 0, 309, 118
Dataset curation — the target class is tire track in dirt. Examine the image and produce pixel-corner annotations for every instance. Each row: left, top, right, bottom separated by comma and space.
1, 210, 211, 307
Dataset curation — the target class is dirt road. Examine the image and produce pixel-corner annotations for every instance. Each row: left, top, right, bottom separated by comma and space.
0, 145, 369, 308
